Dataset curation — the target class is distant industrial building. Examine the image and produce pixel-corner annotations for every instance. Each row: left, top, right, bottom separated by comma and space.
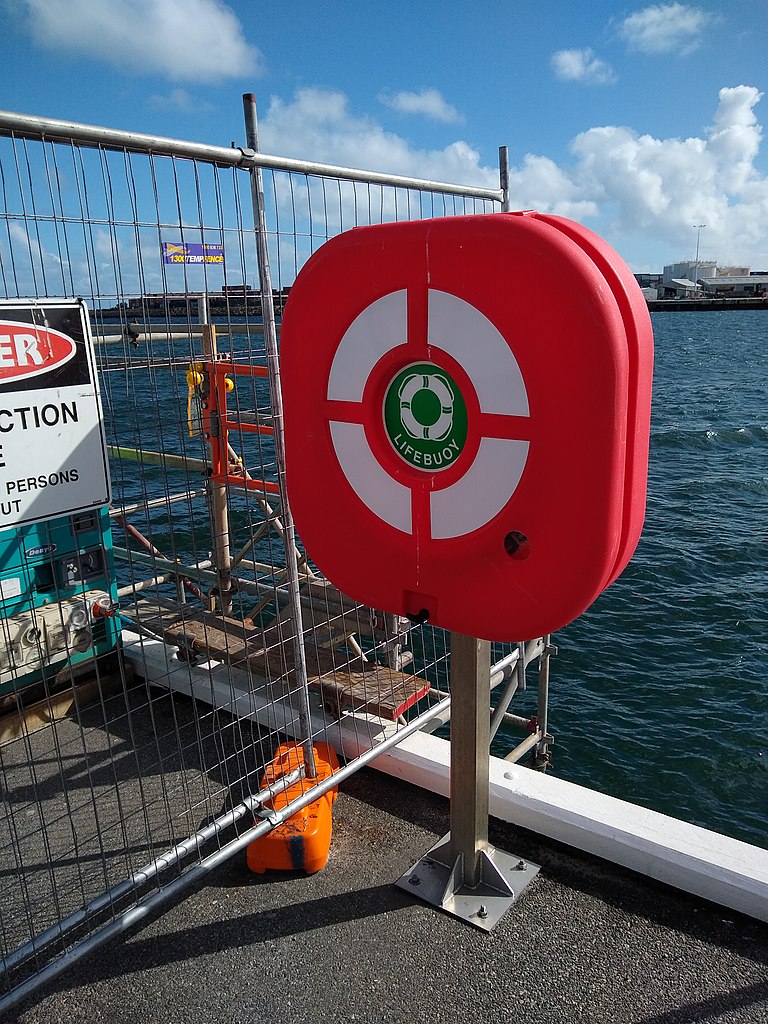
700, 272, 768, 297
633, 273, 663, 301
662, 260, 717, 285
659, 261, 768, 300
634, 273, 663, 289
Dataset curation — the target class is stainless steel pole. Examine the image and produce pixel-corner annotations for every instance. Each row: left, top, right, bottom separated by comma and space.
396, 633, 540, 930
449, 632, 491, 887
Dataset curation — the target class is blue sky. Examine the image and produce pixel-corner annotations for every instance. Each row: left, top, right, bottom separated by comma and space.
2, 0, 767, 271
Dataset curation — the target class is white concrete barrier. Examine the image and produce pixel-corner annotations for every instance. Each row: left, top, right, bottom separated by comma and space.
125, 631, 768, 923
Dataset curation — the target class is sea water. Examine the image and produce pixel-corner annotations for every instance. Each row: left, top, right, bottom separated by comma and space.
533, 310, 767, 848
103, 310, 767, 849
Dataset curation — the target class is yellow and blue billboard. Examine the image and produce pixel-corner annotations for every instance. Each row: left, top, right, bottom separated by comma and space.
162, 242, 224, 265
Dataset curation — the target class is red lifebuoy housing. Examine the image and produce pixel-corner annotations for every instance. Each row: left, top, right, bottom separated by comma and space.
281, 212, 653, 641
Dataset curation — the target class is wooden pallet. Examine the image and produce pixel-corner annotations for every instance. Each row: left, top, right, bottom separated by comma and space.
128, 600, 430, 721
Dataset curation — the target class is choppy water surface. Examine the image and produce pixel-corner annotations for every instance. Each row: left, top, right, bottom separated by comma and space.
524, 311, 767, 847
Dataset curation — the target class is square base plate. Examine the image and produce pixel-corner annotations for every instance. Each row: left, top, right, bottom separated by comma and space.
395, 833, 540, 931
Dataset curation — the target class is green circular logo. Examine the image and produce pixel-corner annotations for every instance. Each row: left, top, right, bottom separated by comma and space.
383, 362, 468, 471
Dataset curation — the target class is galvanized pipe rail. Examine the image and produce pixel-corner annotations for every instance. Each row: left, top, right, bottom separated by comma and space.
0, 691, 453, 1015
110, 489, 210, 518
0, 767, 304, 981
0, 109, 503, 202
94, 325, 263, 344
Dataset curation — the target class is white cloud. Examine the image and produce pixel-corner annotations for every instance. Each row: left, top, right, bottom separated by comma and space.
260, 88, 496, 188
551, 48, 616, 86
506, 154, 598, 220
148, 89, 214, 114
708, 85, 763, 192
259, 85, 768, 269
620, 3, 712, 56
8, 220, 67, 269
21, 0, 261, 82
379, 89, 464, 124
569, 86, 768, 262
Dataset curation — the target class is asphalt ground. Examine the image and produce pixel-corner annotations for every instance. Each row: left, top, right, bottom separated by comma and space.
8, 765, 768, 1024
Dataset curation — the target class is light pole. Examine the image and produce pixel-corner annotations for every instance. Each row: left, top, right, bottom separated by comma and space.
693, 223, 706, 291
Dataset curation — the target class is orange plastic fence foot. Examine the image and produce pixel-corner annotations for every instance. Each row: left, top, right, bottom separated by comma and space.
246, 742, 339, 875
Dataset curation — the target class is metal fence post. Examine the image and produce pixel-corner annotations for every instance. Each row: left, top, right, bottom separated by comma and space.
499, 146, 511, 213
241, 93, 316, 778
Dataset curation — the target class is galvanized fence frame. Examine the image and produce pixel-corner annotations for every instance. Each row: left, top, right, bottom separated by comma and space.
0, 99, 550, 1010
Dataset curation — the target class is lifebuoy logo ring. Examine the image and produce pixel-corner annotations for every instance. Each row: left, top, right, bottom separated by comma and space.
397, 367, 455, 443
326, 288, 531, 541
384, 362, 468, 469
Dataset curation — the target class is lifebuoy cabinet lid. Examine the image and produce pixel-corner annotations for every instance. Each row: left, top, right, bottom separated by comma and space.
281, 212, 653, 641
535, 215, 654, 588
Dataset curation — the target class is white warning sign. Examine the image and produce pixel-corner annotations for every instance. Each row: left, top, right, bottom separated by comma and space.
0, 299, 111, 529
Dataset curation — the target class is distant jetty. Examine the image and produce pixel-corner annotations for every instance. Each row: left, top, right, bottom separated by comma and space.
648, 297, 768, 312
97, 290, 285, 320
95, 291, 768, 320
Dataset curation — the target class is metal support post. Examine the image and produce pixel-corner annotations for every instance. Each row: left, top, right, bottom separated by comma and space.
396, 632, 539, 930
202, 318, 233, 616
533, 635, 554, 770
450, 633, 491, 885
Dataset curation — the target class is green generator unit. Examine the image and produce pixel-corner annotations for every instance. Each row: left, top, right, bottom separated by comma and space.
0, 507, 119, 698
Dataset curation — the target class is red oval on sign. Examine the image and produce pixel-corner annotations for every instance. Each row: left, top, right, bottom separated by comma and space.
0, 321, 77, 383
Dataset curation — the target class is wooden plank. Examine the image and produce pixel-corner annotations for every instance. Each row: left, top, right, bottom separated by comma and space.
163, 610, 265, 669
160, 607, 430, 720
313, 664, 431, 721
122, 597, 191, 639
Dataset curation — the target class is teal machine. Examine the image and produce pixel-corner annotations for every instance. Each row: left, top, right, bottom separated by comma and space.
0, 508, 120, 698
